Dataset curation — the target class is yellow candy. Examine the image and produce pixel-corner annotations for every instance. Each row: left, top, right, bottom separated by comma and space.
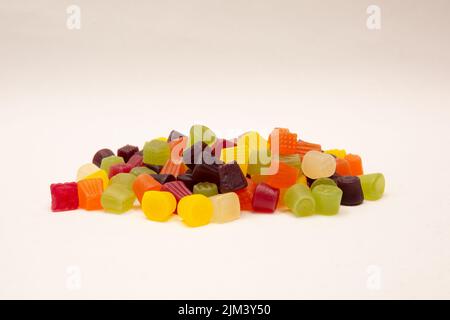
156, 137, 168, 142
77, 163, 99, 180
178, 194, 213, 227
142, 191, 176, 222
85, 169, 109, 190
296, 174, 308, 186
325, 149, 347, 159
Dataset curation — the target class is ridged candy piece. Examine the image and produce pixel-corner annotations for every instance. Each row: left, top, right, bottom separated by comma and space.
283, 184, 315, 217
325, 149, 346, 159
189, 124, 216, 146
109, 173, 136, 190
160, 159, 187, 177
127, 153, 143, 168
117, 145, 139, 163
210, 193, 241, 223
268, 128, 298, 155
218, 162, 248, 193
141, 191, 176, 222
301, 151, 336, 179
77, 178, 103, 210
264, 162, 299, 189
92, 148, 114, 167
235, 178, 256, 211
168, 136, 188, 160
101, 184, 136, 214
178, 194, 213, 227
82, 169, 109, 190
108, 163, 132, 178
359, 173, 385, 201
310, 177, 337, 190
100, 156, 125, 175
296, 140, 322, 156
192, 164, 221, 185
335, 158, 352, 176
143, 139, 170, 166
336, 176, 364, 206
130, 166, 155, 176
311, 185, 342, 215
161, 181, 192, 202
193, 182, 218, 197
345, 154, 364, 176
252, 183, 280, 213
132, 174, 162, 203
50, 182, 79, 212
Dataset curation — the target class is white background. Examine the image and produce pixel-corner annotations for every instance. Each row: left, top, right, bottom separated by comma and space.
1, 0, 449, 299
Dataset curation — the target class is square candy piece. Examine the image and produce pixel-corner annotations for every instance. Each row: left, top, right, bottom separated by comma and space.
50, 182, 79, 212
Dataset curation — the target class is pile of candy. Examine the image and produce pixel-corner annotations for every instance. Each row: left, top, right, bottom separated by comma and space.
50, 125, 385, 227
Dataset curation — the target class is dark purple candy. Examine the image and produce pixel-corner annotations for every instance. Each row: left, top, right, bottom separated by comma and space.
336, 176, 364, 206
329, 173, 341, 184
306, 177, 315, 187
182, 142, 216, 169
167, 130, 186, 142
150, 174, 176, 185
117, 145, 139, 163
177, 174, 195, 191
218, 161, 248, 193
192, 164, 220, 185
145, 164, 163, 173
92, 148, 114, 167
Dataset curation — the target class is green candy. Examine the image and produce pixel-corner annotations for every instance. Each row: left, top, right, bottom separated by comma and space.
193, 182, 218, 197
359, 173, 385, 200
310, 177, 337, 190
100, 156, 124, 174
101, 184, 136, 214
143, 139, 170, 166
311, 185, 343, 216
130, 166, 156, 176
189, 124, 216, 146
284, 184, 315, 217
109, 173, 136, 189
279, 154, 302, 171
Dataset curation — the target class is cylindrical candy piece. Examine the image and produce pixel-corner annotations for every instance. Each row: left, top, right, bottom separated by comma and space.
283, 184, 315, 217
132, 174, 162, 203
210, 193, 241, 223
252, 183, 280, 213
141, 191, 177, 222
336, 176, 364, 206
93, 148, 114, 167
177, 194, 213, 227
311, 185, 343, 216
301, 151, 336, 179
109, 173, 136, 190
310, 177, 337, 190
345, 154, 363, 176
101, 184, 136, 214
359, 173, 385, 200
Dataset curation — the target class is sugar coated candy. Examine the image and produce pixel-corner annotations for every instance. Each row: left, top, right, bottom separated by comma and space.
130, 166, 155, 176
77, 178, 103, 210
345, 154, 363, 176
117, 145, 139, 163
127, 153, 143, 168
284, 184, 315, 217
141, 191, 176, 222
301, 151, 336, 179
100, 156, 124, 175
310, 177, 337, 190
210, 193, 241, 223
108, 163, 132, 178
77, 163, 100, 181
92, 148, 114, 167
143, 139, 170, 166
218, 161, 248, 193
252, 183, 280, 213
50, 182, 79, 212
193, 182, 218, 197
359, 173, 385, 201
178, 194, 213, 227
109, 173, 136, 190
133, 174, 162, 203
101, 184, 136, 214
311, 185, 343, 216
336, 176, 364, 206
161, 181, 192, 202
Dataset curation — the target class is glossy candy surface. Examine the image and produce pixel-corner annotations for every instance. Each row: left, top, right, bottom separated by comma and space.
345, 154, 364, 176
101, 184, 135, 214
336, 176, 364, 206
235, 178, 256, 211
143, 139, 170, 166
130, 166, 155, 176
310, 177, 337, 190
92, 148, 114, 167
100, 156, 125, 175
301, 151, 336, 179
161, 181, 192, 202
192, 164, 220, 185
252, 183, 279, 213
178, 194, 213, 227
78, 178, 103, 210
117, 145, 139, 163
141, 191, 176, 222
109, 173, 136, 190
133, 174, 162, 203
311, 185, 343, 215
218, 162, 248, 193
108, 163, 132, 178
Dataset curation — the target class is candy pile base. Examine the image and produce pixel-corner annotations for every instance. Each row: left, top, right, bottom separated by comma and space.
50, 126, 385, 227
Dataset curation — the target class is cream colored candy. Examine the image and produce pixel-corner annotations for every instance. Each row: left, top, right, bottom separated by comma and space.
301, 151, 336, 179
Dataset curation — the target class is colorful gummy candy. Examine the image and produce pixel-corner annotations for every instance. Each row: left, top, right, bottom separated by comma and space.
50, 125, 386, 226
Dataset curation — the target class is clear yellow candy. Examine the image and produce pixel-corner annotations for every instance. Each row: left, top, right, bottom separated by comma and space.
141, 191, 177, 222
324, 149, 347, 159
210, 193, 240, 223
237, 131, 268, 162
85, 169, 109, 190
178, 194, 213, 227
77, 163, 109, 190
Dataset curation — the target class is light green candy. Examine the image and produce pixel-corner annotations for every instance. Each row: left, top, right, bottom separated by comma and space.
109, 173, 136, 190
143, 139, 170, 166
130, 166, 156, 176
101, 184, 136, 214
100, 156, 124, 174
193, 182, 218, 197
311, 185, 343, 216
279, 154, 302, 171
310, 177, 337, 190
189, 124, 216, 146
359, 173, 385, 200
283, 184, 315, 217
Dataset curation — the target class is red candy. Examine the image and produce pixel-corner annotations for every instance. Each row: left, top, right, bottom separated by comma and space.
50, 182, 79, 212
252, 183, 280, 213
161, 181, 192, 202
127, 153, 143, 168
108, 163, 132, 178
236, 178, 256, 211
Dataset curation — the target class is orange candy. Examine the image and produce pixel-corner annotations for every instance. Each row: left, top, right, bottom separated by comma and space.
265, 162, 299, 189
77, 178, 104, 210
335, 158, 352, 176
168, 136, 188, 159
132, 174, 162, 203
235, 178, 256, 211
296, 140, 322, 156
269, 128, 298, 155
160, 159, 187, 177
345, 154, 364, 176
